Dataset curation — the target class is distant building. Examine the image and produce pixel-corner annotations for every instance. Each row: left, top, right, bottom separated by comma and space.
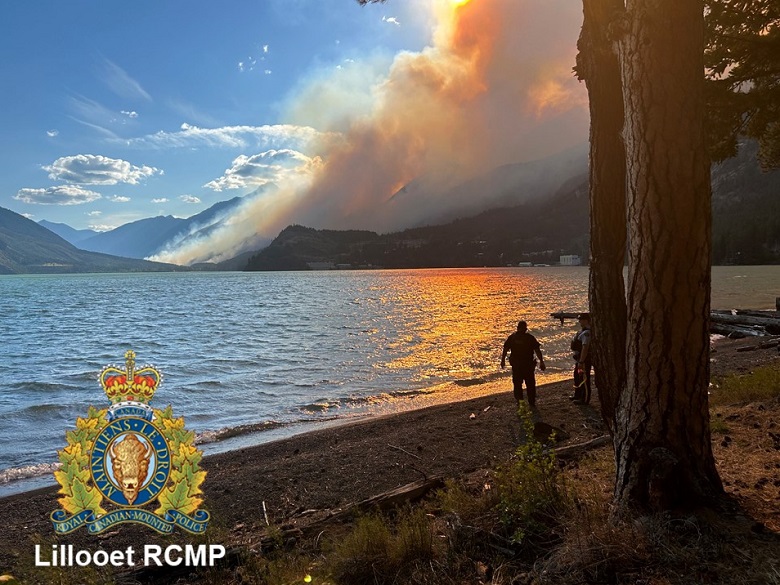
560, 255, 582, 266
307, 261, 335, 270
517, 262, 533, 267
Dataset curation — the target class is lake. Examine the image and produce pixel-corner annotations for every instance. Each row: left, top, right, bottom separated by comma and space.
1, 265, 778, 495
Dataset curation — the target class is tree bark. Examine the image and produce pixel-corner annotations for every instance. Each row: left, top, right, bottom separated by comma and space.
576, 0, 628, 434
613, 0, 723, 513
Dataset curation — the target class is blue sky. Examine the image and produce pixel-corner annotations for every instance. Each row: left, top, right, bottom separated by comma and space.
1, 0, 435, 231
2, 0, 588, 256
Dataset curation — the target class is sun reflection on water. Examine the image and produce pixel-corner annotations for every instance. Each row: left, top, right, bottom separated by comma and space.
366, 268, 586, 387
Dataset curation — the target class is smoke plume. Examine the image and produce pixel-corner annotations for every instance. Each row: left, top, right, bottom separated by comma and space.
154, 0, 587, 265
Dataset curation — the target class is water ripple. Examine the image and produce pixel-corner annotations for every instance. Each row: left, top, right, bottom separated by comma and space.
1, 267, 778, 487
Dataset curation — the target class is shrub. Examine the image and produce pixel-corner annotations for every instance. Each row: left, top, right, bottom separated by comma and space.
710, 363, 780, 406
326, 507, 434, 585
494, 402, 568, 553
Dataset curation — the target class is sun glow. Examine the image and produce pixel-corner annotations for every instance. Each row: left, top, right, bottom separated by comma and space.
451, 0, 473, 6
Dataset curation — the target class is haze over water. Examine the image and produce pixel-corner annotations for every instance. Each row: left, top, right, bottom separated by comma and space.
1, 266, 778, 495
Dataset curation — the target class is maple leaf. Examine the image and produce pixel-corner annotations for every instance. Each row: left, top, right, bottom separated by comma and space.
155, 479, 201, 516
54, 458, 82, 497
76, 416, 98, 431
156, 405, 173, 420
59, 442, 87, 468
178, 442, 202, 467
60, 477, 105, 516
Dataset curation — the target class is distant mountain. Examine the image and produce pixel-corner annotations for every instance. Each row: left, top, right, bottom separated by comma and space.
38, 220, 98, 245
242, 139, 780, 271
77, 215, 187, 258
385, 142, 589, 228
0, 207, 183, 274
77, 196, 246, 259
245, 174, 590, 271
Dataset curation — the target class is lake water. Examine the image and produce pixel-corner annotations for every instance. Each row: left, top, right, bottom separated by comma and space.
1, 266, 778, 495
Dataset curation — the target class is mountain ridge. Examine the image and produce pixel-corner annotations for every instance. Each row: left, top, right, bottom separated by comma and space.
0, 207, 184, 274
240, 140, 780, 270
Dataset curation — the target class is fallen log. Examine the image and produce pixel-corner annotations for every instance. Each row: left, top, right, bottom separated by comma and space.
335, 476, 445, 517
759, 338, 780, 349
552, 435, 611, 459
735, 338, 780, 352
711, 324, 765, 339
731, 310, 780, 320
554, 310, 780, 336
116, 478, 445, 584
710, 313, 780, 328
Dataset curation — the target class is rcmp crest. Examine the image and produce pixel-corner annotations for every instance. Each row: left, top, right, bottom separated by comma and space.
50, 351, 210, 535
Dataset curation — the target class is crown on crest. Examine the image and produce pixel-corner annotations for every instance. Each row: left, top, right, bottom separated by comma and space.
99, 350, 162, 404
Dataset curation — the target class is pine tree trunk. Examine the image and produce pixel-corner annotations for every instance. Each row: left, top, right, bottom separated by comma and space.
613, 0, 723, 513
576, 0, 628, 434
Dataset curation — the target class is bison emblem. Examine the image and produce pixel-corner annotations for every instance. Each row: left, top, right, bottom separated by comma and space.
109, 434, 152, 505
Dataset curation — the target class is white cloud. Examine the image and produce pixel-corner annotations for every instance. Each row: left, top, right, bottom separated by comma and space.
87, 210, 102, 216
179, 195, 201, 204
121, 123, 334, 151
14, 186, 102, 205
263, 45, 269, 53
46, 130, 59, 138
121, 110, 139, 118
110, 195, 131, 203
382, 16, 401, 26
101, 58, 152, 102
151, 197, 169, 203
264, 69, 272, 75
89, 223, 118, 232
21, 213, 34, 219
43, 154, 161, 185
204, 149, 321, 191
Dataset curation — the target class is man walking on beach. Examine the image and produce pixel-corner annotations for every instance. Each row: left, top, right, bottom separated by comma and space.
501, 321, 545, 408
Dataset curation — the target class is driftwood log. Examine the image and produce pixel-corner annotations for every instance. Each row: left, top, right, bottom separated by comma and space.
735, 338, 780, 352
554, 309, 780, 338
711, 312, 780, 329
552, 435, 611, 459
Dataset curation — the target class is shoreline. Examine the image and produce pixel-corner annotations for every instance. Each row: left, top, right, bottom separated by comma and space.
0, 376, 590, 571
0, 333, 775, 501
0, 368, 574, 499
1, 337, 778, 575
0, 370, 565, 500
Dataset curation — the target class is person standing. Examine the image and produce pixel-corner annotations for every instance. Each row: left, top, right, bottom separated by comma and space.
570, 312, 592, 404
501, 320, 545, 407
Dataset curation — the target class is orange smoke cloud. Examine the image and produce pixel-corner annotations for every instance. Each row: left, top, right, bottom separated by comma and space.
289, 0, 587, 233
156, 0, 588, 265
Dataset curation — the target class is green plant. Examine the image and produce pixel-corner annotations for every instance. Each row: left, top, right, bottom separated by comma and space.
709, 416, 730, 434
710, 364, 780, 406
326, 507, 434, 585
495, 402, 567, 550
437, 478, 498, 524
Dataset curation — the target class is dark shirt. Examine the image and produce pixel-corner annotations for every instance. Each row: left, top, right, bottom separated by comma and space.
503, 331, 540, 369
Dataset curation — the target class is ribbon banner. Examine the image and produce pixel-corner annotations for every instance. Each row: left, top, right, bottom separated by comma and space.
51, 508, 210, 535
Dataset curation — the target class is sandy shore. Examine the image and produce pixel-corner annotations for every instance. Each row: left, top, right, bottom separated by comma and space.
1, 337, 777, 577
